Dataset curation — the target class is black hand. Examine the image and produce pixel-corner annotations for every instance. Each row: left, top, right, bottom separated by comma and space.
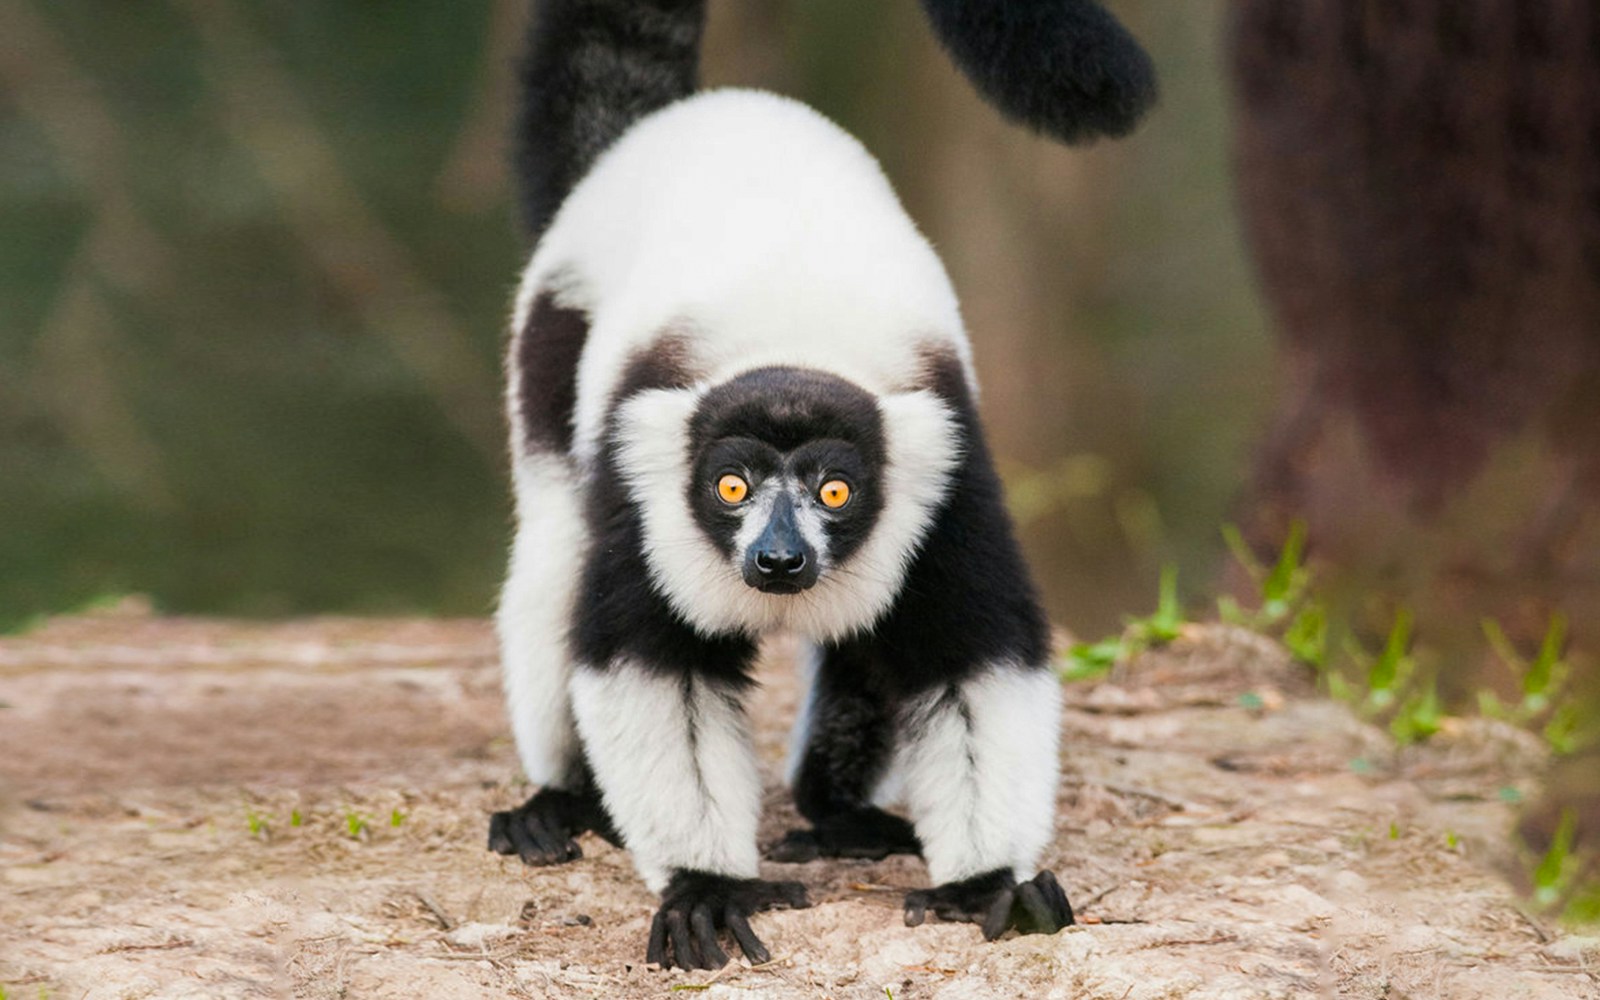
487, 787, 602, 866
645, 871, 811, 970
904, 868, 1073, 940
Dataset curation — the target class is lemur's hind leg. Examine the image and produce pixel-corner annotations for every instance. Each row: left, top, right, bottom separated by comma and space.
767, 641, 922, 863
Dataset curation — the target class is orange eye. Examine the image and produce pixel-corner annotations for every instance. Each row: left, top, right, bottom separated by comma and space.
717, 474, 749, 504
819, 479, 851, 509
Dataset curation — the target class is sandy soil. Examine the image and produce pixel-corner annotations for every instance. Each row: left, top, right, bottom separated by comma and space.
1, 610, 1596, 999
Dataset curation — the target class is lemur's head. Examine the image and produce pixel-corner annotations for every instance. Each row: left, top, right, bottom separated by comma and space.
686, 368, 885, 596
615, 361, 963, 639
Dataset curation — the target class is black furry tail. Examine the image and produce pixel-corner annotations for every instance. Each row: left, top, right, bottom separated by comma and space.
917, 0, 1156, 143
516, 0, 706, 242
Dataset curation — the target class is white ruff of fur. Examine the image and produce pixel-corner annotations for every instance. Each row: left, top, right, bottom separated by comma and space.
614, 384, 960, 641
569, 664, 762, 892
891, 666, 1062, 884
498, 452, 587, 787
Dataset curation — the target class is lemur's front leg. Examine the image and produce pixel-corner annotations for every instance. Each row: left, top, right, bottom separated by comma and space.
896, 665, 1073, 939
570, 663, 810, 970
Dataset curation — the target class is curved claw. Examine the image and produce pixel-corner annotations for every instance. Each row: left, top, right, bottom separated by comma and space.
646, 871, 812, 971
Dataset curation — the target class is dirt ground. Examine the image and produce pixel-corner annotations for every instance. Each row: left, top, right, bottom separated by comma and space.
2, 608, 1597, 999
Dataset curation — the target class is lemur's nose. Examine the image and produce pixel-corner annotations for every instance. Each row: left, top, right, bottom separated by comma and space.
753, 549, 807, 576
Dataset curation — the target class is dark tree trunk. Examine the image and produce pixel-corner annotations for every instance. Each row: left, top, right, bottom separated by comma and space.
1230, 0, 1600, 658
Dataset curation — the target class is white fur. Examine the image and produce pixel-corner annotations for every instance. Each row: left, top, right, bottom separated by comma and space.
569, 663, 762, 892
497, 452, 586, 786
614, 384, 960, 641
729, 479, 783, 556
512, 89, 979, 477
891, 666, 1062, 884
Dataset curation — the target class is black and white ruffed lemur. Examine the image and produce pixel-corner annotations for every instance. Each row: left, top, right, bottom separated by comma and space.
487, 0, 1157, 970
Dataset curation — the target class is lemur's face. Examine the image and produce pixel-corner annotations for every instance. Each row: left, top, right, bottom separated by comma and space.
686, 368, 887, 595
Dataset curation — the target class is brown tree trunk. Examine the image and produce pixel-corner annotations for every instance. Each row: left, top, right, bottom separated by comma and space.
1230, 0, 1600, 661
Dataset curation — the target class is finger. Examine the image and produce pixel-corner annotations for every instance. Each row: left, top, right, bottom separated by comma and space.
904, 894, 927, 928
509, 815, 547, 865
1014, 882, 1056, 935
689, 905, 728, 968
931, 897, 973, 922
726, 906, 769, 964
1034, 871, 1075, 927
777, 881, 811, 910
561, 837, 584, 863
487, 812, 514, 854
646, 908, 670, 967
981, 889, 1014, 941
666, 909, 700, 970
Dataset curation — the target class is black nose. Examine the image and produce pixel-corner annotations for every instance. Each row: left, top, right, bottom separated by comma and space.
753, 549, 807, 576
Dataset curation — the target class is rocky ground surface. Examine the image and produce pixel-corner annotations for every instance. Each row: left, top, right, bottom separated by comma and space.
2, 609, 1597, 999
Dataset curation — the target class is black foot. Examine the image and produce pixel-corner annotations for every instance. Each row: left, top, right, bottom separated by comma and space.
904, 868, 1074, 940
767, 806, 922, 862
646, 870, 811, 971
487, 786, 617, 867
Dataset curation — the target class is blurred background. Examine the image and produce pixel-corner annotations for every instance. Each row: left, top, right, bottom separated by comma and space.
1, 0, 1262, 630
2, 1, 1596, 753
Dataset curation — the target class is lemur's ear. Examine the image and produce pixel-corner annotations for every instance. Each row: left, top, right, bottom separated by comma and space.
918, 0, 1158, 143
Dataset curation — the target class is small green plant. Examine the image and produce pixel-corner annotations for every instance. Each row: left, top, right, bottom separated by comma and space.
290, 809, 303, 827
1389, 677, 1442, 746
1282, 600, 1328, 669
1219, 521, 1309, 630
1533, 809, 1578, 909
390, 808, 405, 828
345, 810, 368, 840
1061, 565, 1185, 682
246, 808, 269, 840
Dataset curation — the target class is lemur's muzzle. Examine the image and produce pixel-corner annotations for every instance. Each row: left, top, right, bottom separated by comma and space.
742, 494, 818, 594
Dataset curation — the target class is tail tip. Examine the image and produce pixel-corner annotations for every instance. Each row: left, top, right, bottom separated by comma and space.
920, 0, 1159, 144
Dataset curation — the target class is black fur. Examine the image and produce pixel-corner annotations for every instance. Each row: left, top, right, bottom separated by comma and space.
769, 639, 921, 862
572, 338, 756, 683
860, 351, 1051, 691
686, 367, 887, 567
516, 289, 590, 453
917, 0, 1158, 143
516, 0, 706, 241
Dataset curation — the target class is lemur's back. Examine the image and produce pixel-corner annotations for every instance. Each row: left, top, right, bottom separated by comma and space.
523, 89, 970, 463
